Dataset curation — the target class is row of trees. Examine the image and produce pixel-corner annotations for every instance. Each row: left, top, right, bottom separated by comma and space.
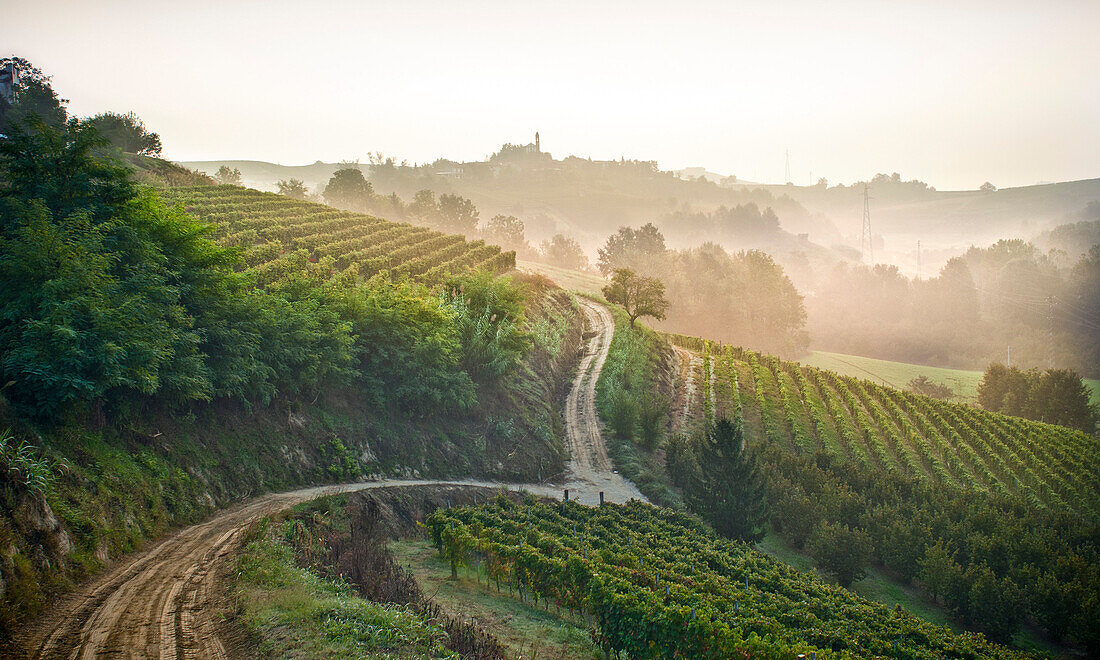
977, 363, 1097, 432
807, 240, 1100, 377
596, 223, 809, 356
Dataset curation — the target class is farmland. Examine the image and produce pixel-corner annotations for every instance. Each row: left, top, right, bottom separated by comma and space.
428, 497, 1026, 659
160, 185, 516, 283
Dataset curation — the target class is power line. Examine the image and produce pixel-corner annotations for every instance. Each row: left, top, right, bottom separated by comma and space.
860, 184, 873, 265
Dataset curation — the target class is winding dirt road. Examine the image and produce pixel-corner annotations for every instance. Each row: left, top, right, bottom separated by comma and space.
561, 299, 646, 505
13, 299, 640, 659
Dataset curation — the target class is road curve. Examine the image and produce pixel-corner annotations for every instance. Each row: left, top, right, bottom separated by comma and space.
13, 298, 642, 659
14, 480, 566, 660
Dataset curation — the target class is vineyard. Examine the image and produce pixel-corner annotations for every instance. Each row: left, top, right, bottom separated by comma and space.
160, 185, 515, 284
427, 498, 1025, 659
661, 332, 1100, 650
665, 333, 1100, 522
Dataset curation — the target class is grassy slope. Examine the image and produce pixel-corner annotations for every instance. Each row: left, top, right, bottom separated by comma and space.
234, 520, 459, 659
516, 260, 606, 297
391, 539, 598, 659
0, 280, 582, 634
803, 350, 1100, 406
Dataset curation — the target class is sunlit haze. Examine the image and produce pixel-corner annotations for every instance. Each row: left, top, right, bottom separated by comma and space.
4, 0, 1098, 189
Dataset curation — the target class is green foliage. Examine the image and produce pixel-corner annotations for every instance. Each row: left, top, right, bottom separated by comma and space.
978, 363, 1097, 431
636, 394, 665, 451
808, 522, 874, 588
538, 234, 589, 271
602, 267, 669, 328
339, 275, 474, 412
442, 270, 530, 385
668, 332, 1100, 647
213, 165, 241, 185
0, 429, 59, 495
482, 214, 526, 251
428, 499, 1026, 660
276, 178, 310, 200
596, 222, 667, 276
82, 111, 162, 156
685, 418, 768, 543
605, 387, 638, 440
235, 521, 459, 659
322, 167, 373, 211
594, 304, 680, 506
907, 375, 954, 400
0, 57, 67, 132
158, 186, 515, 285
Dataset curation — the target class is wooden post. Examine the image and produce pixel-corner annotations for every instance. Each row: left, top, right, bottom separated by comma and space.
564, 489, 569, 501
599, 491, 604, 506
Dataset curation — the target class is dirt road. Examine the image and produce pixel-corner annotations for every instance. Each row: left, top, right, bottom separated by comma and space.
561, 298, 646, 505
14, 299, 641, 659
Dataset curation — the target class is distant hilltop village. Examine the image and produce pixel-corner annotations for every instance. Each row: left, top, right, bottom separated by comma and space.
429, 132, 658, 179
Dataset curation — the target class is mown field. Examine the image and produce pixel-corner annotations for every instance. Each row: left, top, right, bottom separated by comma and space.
161, 185, 516, 283
802, 351, 1100, 407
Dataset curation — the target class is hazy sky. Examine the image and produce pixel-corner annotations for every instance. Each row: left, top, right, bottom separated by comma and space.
4, 0, 1097, 190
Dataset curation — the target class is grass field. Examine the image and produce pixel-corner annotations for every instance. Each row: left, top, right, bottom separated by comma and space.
802, 350, 1100, 407
516, 260, 606, 296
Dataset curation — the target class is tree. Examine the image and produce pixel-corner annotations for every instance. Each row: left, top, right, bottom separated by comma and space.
214, 165, 242, 186
597, 223, 667, 275
408, 189, 438, 223
1028, 368, 1097, 431
276, 178, 310, 200
602, 268, 669, 328
483, 214, 525, 250
437, 193, 479, 235
918, 541, 960, 603
966, 564, 1025, 642
82, 111, 162, 156
539, 234, 588, 271
686, 418, 768, 543
323, 167, 373, 211
0, 57, 67, 133
978, 363, 1097, 432
906, 375, 953, 400
980, 181, 997, 192
808, 522, 873, 587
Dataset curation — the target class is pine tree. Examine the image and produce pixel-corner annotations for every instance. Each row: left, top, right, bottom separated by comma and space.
686, 418, 768, 543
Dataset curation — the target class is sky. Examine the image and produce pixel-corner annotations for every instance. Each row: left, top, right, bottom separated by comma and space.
3, 0, 1098, 190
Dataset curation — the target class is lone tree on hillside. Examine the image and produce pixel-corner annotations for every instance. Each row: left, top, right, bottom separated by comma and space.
276, 178, 310, 200
686, 418, 768, 543
602, 268, 668, 328
323, 167, 374, 211
214, 165, 242, 186
83, 111, 162, 156
540, 233, 588, 271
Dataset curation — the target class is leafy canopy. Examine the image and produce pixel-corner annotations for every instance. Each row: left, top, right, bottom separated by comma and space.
602, 267, 669, 328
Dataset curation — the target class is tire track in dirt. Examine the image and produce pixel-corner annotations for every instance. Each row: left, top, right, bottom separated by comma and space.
562, 298, 646, 505
14, 480, 569, 660
14, 301, 641, 659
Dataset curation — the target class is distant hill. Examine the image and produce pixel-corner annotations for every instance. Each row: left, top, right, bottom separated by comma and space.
180, 154, 1100, 279
178, 154, 845, 255
734, 176, 1100, 265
